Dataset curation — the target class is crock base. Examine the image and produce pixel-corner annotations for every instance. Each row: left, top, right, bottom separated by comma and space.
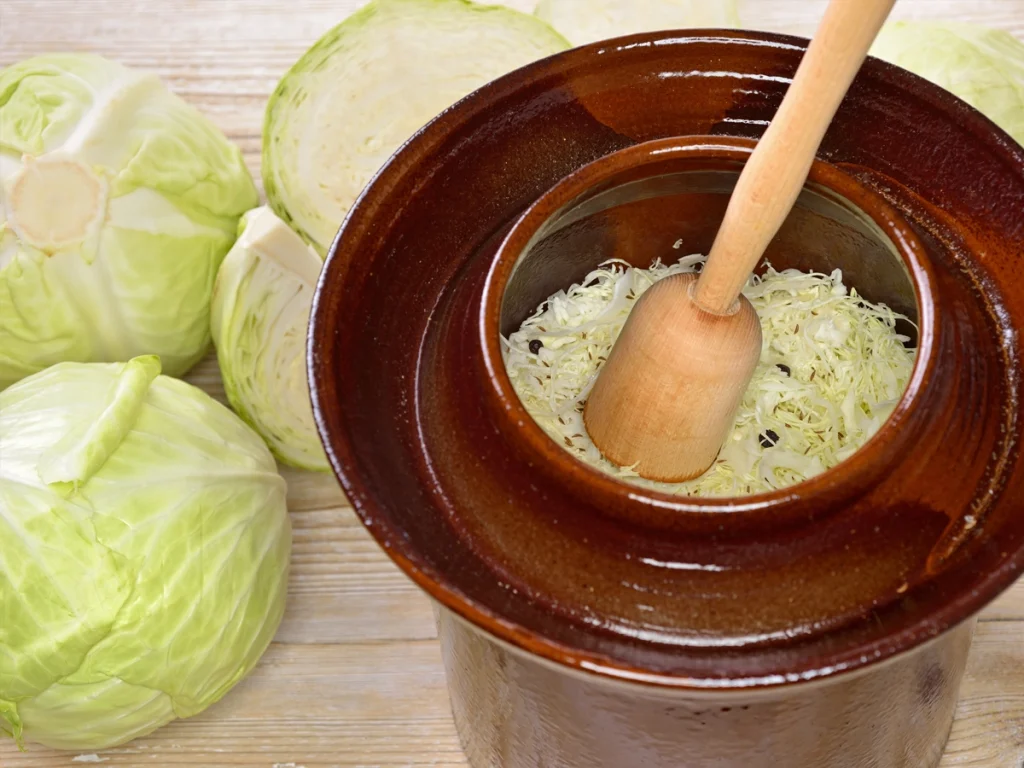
438, 605, 972, 768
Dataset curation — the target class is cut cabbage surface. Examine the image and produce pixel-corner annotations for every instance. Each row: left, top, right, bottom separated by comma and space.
503, 253, 916, 497
211, 207, 328, 472
263, 0, 570, 255
535, 0, 740, 47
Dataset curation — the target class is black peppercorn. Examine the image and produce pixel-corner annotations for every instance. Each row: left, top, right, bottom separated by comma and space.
529, 339, 543, 354
758, 429, 780, 448
776, 363, 791, 376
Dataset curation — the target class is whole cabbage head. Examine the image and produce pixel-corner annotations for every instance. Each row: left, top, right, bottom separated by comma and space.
870, 21, 1024, 147
0, 356, 291, 750
0, 54, 259, 390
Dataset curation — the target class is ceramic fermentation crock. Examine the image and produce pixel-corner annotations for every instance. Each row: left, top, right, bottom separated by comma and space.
308, 29, 1024, 768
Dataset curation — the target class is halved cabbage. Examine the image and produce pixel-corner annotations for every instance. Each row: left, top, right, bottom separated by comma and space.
535, 0, 740, 47
0, 54, 258, 389
0, 356, 290, 750
211, 207, 328, 472
870, 21, 1024, 147
262, 0, 570, 255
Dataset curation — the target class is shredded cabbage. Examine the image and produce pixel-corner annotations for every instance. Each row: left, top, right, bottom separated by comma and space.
503, 252, 917, 497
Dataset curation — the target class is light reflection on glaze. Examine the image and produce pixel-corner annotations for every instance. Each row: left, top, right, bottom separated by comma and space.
657, 70, 792, 84
639, 557, 727, 572
576, 656, 860, 690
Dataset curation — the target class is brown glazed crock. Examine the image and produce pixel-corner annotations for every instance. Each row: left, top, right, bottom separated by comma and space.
309, 29, 1024, 768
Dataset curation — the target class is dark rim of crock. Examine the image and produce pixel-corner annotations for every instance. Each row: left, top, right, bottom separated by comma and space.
309, 29, 1024, 690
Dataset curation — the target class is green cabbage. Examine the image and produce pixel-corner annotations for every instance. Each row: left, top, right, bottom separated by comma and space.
503, 253, 916, 497
0, 54, 259, 390
263, 0, 570, 255
211, 207, 328, 472
869, 22, 1024, 147
0, 356, 290, 750
535, 0, 739, 47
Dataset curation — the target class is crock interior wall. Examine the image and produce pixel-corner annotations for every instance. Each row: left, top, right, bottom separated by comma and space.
500, 170, 918, 341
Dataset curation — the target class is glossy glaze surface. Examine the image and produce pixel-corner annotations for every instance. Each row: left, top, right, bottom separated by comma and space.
310, 31, 1024, 688
439, 606, 975, 768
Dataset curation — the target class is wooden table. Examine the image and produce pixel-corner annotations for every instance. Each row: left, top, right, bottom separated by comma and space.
3, 1, 1023, 765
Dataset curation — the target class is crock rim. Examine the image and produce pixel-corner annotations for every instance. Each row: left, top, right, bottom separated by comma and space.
478, 134, 938, 526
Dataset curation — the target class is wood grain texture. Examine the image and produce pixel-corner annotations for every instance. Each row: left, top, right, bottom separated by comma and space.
2, 1, 1023, 766
700, 0, 898, 312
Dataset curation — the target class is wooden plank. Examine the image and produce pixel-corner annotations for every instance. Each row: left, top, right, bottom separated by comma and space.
941, 621, 1024, 767
4, 621, 1023, 767
280, 506, 436, 644
984, 577, 1024, 621
739, 0, 1024, 37
3, 0, 1021, 42
0, 641, 465, 768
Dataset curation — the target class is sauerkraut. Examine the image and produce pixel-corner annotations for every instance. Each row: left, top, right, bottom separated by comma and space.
503, 252, 916, 497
